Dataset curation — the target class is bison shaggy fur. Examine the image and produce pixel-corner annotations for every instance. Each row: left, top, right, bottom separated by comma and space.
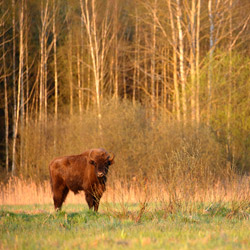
49, 148, 115, 211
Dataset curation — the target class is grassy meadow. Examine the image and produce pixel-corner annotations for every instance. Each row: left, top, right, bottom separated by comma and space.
1, 202, 250, 250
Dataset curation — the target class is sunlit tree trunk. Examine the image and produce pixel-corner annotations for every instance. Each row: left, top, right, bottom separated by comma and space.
227, 0, 233, 165
80, 0, 101, 123
77, 43, 82, 114
53, 0, 58, 120
151, 0, 157, 120
162, 49, 167, 111
39, 0, 51, 123
2, 15, 9, 172
87, 52, 91, 111
39, 0, 46, 122
190, 0, 196, 123
208, 0, 214, 126
123, 53, 127, 100
68, 28, 73, 116
143, 33, 148, 104
24, 0, 29, 125
176, 0, 187, 124
11, 0, 16, 173
24, 0, 29, 173
195, 0, 201, 125
113, 0, 119, 102
133, 8, 138, 106
168, 0, 180, 122
12, 0, 24, 174
80, 0, 113, 132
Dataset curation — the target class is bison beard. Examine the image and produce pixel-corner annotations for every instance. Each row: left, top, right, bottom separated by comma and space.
49, 148, 115, 212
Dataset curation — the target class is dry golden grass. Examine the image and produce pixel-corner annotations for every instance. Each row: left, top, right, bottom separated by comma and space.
1, 175, 250, 206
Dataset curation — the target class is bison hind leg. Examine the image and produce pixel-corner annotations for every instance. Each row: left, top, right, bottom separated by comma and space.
53, 185, 69, 210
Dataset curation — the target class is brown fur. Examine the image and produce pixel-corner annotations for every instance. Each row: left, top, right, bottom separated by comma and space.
49, 148, 115, 211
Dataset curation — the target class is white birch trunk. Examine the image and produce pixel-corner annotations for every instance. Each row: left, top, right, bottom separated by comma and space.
176, 0, 187, 124
208, 0, 214, 126
190, 0, 196, 123
12, 0, 24, 174
53, 0, 58, 120
195, 0, 201, 125
168, 0, 180, 121
11, 0, 16, 173
2, 22, 9, 172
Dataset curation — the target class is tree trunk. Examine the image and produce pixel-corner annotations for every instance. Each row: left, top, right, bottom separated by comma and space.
176, 0, 187, 124
227, 0, 233, 165
168, 0, 180, 122
68, 28, 73, 116
12, 0, 24, 174
12, 0, 16, 173
113, 0, 118, 102
77, 43, 82, 114
195, 0, 201, 125
3, 22, 9, 172
133, 8, 138, 106
208, 0, 214, 126
80, 0, 111, 132
151, 0, 157, 121
190, 0, 196, 123
39, 1, 45, 122
53, 0, 58, 120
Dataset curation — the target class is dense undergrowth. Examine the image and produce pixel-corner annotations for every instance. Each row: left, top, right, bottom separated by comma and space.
12, 100, 238, 184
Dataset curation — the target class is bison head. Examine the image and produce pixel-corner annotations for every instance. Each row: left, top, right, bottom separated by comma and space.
89, 149, 115, 178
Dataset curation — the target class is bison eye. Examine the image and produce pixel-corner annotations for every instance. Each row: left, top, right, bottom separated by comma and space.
89, 160, 96, 166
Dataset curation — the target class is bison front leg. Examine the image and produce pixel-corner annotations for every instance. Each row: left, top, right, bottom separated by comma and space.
85, 193, 102, 212
85, 193, 95, 210
93, 185, 104, 212
93, 196, 100, 212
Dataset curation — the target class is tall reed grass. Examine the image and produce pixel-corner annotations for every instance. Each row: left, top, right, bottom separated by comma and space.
1, 175, 250, 206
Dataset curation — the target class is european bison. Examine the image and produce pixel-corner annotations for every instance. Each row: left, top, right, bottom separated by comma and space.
49, 148, 115, 211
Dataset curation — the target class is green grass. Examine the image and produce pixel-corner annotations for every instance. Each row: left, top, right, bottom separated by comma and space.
1, 203, 250, 249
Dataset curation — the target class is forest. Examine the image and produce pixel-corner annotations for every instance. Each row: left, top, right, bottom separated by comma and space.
0, 0, 250, 182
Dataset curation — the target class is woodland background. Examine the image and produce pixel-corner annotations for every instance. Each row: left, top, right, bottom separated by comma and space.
0, 0, 250, 184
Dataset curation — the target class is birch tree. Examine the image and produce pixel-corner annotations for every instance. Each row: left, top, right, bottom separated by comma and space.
12, 0, 24, 173
168, 0, 180, 121
80, 0, 114, 129
195, 0, 201, 125
11, 0, 16, 173
1, 2, 9, 171
207, 0, 213, 126
53, 0, 58, 120
39, 0, 52, 123
176, 0, 187, 124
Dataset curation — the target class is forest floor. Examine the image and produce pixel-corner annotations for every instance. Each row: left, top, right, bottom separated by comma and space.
1, 202, 250, 249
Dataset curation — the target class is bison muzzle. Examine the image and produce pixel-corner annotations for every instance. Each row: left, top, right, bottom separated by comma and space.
49, 148, 115, 212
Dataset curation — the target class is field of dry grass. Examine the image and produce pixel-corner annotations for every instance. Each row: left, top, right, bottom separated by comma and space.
1, 175, 250, 206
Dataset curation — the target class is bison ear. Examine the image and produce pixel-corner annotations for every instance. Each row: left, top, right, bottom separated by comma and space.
89, 149, 96, 166
108, 153, 115, 165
